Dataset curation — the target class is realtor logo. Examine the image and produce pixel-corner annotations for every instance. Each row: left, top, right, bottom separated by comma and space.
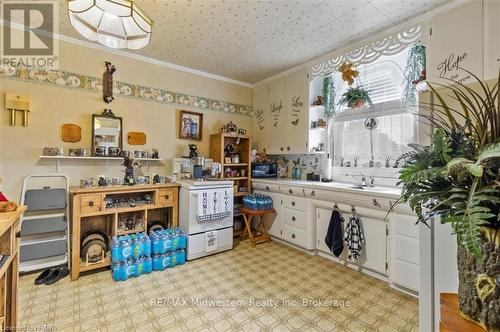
1, 0, 59, 69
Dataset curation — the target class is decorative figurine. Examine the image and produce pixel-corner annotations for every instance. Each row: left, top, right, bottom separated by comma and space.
123, 157, 139, 185
103, 62, 116, 103
188, 144, 198, 158
98, 177, 107, 187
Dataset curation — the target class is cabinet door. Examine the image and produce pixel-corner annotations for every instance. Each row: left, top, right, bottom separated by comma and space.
266, 77, 286, 154
428, 1, 483, 84
316, 207, 332, 253
252, 83, 269, 151
356, 216, 387, 275
484, 0, 500, 80
254, 190, 283, 239
284, 68, 309, 154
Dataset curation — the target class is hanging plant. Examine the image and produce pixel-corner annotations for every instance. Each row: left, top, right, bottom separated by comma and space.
339, 86, 373, 109
322, 75, 336, 118
402, 44, 426, 105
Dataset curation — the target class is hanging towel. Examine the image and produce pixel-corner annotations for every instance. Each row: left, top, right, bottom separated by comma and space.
197, 189, 232, 222
325, 208, 344, 257
343, 213, 365, 261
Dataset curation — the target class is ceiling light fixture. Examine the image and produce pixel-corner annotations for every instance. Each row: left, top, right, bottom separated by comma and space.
67, 0, 153, 50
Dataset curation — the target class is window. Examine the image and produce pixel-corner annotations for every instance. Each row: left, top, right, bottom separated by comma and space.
330, 48, 418, 171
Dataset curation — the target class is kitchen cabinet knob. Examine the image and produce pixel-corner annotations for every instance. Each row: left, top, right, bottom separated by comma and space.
292, 233, 296, 239
164, 194, 169, 200
292, 216, 296, 221
280, 147, 284, 151
16, 231, 21, 238
287, 147, 290, 151
88, 201, 94, 207
288, 189, 293, 194
291, 201, 296, 206
265, 186, 270, 190
311, 190, 315, 196
372, 199, 381, 208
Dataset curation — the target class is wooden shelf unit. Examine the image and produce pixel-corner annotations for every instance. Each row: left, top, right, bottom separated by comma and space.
210, 133, 252, 234
70, 183, 179, 280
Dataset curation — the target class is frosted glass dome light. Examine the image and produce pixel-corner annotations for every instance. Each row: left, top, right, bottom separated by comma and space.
67, 0, 153, 50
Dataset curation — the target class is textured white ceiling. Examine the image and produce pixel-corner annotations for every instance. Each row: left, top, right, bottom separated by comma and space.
56, 0, 454, 84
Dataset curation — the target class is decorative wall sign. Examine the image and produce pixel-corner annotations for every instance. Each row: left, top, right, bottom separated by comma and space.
312, 25, 421, 78
255, 107, 264, 131
364, 118, 379, 130
179, 110, 203, 140
127, 132, 147, 145
0, 65, 253, 116
62, 124, 82, 142
290, 96, 303, 126
269, 100, 282, 128
103, 61, 116, 103
436, 52, 470, 83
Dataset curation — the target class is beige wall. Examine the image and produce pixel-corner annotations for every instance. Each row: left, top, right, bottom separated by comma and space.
0, 40, 253, 199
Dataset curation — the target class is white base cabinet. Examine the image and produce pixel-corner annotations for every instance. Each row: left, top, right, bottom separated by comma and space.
253, 190, 283, 239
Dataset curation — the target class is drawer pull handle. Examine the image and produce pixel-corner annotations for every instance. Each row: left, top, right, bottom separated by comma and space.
292, 233, 296, 239
16, 231, 21, 238
280, 147, 284, 151
292, 216, 296, 221
291, 201, 296, 206
288, 189, 293, 194
287, 146, 290, 151
372, 199, 381, 208
311, 190, 315, 196
164, 194, 169, 200
88, 201, 94, 207
265, 186, 270, 190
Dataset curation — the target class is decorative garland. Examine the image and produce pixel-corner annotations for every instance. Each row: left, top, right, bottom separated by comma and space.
322, 75, 336, 118
402, 44, 426, 105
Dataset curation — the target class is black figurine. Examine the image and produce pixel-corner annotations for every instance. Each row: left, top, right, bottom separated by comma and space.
188, 144, 198, 158
98, 177, 107, 187
123, 157, 136, 185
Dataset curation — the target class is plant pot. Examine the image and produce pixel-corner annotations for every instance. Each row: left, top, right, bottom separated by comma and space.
457, 227, 500, 331
348, 99, 366, 109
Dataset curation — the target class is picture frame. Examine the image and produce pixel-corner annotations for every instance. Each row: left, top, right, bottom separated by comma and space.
178, 110, 203, 140
224, 157, 232, 164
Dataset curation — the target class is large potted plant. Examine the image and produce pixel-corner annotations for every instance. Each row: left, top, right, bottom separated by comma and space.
396, 70, 499, 330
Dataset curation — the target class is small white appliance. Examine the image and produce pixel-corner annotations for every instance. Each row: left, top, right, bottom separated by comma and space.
178, 179, 234, 260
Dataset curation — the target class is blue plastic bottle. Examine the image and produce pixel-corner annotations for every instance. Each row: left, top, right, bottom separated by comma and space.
144, 256, 152, 274
163, 233, 173, 254
152, 254, 161, 271
142, 234, 151, 256
111, 262, 121, 281
131, 237, 142, 258
120, 237, 132, 260
135, 257, 144, 277
110, 237, 121, 261
126, 258, 135, 278
160, 253, 170, 270
176, 249, 186, 265
178, 232, 187, 250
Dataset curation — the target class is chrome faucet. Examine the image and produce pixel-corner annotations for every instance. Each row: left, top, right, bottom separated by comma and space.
361, 176, 367, 187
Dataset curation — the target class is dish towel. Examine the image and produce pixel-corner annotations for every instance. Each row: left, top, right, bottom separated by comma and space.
197, 189, 232, 222
325, 208, 344, 257
343, 213, 365, 261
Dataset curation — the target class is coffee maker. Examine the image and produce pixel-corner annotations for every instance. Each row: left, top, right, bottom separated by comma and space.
191, 156, 205, 180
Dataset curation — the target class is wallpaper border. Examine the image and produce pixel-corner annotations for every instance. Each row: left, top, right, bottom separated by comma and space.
0, 65, 253, 116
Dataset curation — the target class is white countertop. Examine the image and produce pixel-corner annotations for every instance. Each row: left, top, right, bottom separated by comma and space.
251, 178, 402, 200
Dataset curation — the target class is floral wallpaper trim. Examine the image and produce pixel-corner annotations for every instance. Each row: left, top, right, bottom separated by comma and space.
0, 65, 253, 116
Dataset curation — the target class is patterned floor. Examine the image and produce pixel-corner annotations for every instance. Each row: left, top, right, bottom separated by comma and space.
18, 240, 418, 332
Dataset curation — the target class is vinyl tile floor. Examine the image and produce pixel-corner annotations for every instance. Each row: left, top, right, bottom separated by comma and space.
18, 240, 418, 332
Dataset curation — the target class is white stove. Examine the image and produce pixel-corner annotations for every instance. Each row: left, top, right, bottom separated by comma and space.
177, 179, 234, 260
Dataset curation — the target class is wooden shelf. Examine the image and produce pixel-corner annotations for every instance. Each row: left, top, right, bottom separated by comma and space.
40, 156, 163, 161
79, 256, 110, 272
224, 177, 248, 181
234, 191, 249, 197
116, 228, 145, 236
224, 163, 248, 167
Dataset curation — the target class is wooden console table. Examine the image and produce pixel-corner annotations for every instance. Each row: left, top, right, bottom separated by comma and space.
70, 184, 179, 280
440, 293, 485, 331
0, 206, 26, 330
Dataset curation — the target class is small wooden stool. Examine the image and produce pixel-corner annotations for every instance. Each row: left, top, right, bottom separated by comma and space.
240, 207, 276, 247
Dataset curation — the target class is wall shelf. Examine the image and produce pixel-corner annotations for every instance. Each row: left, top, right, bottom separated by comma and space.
39, 155, 164, 172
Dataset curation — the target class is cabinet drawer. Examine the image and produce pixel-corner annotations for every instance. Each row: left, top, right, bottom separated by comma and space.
283, 209, 307, 229
282, 196, 307, 212
282, 224, 307, 248
252, 182, 280, 193
80, 195, 101, 213
157, 189, 174, 206
395, 236, 419, 264
280, 186, 305, 197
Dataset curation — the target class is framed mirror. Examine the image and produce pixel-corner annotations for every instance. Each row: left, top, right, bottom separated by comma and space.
92, 110, 123, 157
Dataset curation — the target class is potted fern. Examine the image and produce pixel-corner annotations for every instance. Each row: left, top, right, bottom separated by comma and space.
396, 70, 499, 330
339, 86, 373, 109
